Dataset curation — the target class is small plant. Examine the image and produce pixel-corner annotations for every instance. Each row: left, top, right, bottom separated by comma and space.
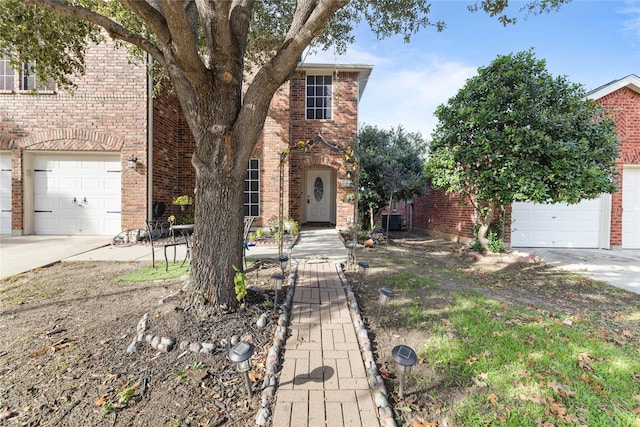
487, 231, 507, 253
175, 370, 188, 383
101, 400, 114, 414
255, 228, 265, 239
233, 265, 247, 308
117, 387, 135, 404
172, 195, 193, 205
283, 219, 299, 235
248, 231, 256, 241
191, 361, 205, 371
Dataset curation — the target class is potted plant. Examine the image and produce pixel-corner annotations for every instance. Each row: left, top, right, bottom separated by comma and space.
172, 195, 193, 211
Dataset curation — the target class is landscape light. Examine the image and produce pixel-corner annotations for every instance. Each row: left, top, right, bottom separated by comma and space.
272, 274, 284, 313
229, 342, 255, 396
391, 344, 417, 398
374, 287, 394, 327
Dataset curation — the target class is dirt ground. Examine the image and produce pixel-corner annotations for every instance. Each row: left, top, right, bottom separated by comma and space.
1, 234, 639, 426
0, 260, 283, 427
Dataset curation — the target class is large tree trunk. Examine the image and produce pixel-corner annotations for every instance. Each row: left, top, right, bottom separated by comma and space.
188, 142, 245, 312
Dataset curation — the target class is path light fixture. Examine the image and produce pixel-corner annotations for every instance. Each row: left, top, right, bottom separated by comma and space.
278, 254, 289, 276
229, 341, 255, 396
285, 244, 293, 266
345, 243, 356, 271
357, 261, 369, 284
374, 287, 394, 327
392, 344, 417, 398
272, 274, 284, 313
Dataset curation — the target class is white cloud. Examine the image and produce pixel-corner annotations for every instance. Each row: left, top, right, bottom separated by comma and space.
359, 56, 476, 137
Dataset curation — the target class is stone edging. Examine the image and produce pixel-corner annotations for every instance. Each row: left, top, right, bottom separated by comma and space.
336, 262, 396, 427
255, 262, 298, 426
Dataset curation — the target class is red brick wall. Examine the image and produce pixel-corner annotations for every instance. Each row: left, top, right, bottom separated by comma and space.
288, 70, 359, 228
596, 86, 640, 247
0, 40, 148, 233
151, 86, 197, 222
412, 188, 476, 243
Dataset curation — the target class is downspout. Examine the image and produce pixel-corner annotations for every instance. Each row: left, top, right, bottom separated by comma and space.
147, 54, 154, 221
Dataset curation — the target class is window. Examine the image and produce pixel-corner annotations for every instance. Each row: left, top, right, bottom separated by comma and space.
0, 57, 14, 91
21, 61, 55, 91
306, 75, 332, 120
244, 159, 260, 217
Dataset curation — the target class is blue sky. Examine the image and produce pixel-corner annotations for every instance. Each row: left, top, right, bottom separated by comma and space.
307, 0, 640, 138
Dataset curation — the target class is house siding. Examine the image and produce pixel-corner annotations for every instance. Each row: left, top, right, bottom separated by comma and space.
0, 40, 148, 234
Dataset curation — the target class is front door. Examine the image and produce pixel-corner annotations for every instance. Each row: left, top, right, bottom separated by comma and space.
305, 168, 332, 223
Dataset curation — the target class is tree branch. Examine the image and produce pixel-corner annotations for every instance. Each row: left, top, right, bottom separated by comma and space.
159, 0, 206, 75
30, 0, 166, 67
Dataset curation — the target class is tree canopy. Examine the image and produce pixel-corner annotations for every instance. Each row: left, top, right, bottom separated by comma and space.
357, 125, 427, 229
0, 0, 573, 310
425, 49, 619, 251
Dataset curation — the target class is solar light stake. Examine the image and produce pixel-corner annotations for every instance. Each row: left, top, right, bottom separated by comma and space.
357, 261, 369, 284
278, 254, 289, 276
229, 342, 255, 396
392, 345, 417, 398
272, 274, 284, 313
374, 287, 394, 327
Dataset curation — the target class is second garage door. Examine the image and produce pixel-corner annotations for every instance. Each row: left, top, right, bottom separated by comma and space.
622, 166, 640, 249
511, 198, 603, 248
34, 153, 121, 235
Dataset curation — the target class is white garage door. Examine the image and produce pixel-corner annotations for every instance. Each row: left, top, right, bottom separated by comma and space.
34, 153, 121, 235
622, 167, 640, 249
511, 198, 602, 248
0, 152, 11, 234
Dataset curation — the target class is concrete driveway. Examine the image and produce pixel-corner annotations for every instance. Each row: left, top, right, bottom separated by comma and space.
0, 235, 112, 279
523, 248, 640, 295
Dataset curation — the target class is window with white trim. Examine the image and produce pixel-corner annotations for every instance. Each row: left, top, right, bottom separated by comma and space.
0, 57, 14, 91
21, 61, 55, 91
244, 159, 260, 217
306, 75, 332, 120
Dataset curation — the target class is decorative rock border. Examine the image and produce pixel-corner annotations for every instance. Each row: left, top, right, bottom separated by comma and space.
336, 262, 395, 427
254, 262, 298, 426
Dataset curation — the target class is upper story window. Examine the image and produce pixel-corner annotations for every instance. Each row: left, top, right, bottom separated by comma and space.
0, 57, 14, 91
21, 61, 55, 92
0, 56, 55, 92
306, 75, 332, 120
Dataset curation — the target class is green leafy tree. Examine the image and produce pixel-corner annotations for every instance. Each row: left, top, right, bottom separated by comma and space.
0, 0, 570, 311
357, 125, 427, 231
425, 49, 619, 251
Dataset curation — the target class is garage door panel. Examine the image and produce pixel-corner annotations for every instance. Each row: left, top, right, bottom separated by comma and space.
622, 167, 640, 249
0, 153, 11, 234
34, 154, 121, 235
512, 198, 601, 248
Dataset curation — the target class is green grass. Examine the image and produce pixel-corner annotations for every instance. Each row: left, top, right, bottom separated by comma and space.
381, 270, 435, 294
117, 262, 190, 282
0, 281, 64, 305
420, 292, 640, 426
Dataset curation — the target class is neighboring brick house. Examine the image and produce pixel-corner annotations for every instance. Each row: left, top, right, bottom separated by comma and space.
0, 41, 372, 236
413, 74, 640, 250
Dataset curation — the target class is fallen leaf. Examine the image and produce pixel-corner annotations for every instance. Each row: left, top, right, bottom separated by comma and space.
94, 395, 106, 407
487, 393, 498, 404
633, 407, 640, 414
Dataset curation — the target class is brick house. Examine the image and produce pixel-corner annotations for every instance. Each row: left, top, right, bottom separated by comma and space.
0, 41, 372, 236
413, 74, 640, 250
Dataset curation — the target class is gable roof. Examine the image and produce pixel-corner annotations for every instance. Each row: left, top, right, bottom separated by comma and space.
587, 74, 640, 100
297, 63, 373, 102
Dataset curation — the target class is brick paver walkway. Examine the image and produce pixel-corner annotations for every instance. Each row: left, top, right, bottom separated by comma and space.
272, 262, 380, 427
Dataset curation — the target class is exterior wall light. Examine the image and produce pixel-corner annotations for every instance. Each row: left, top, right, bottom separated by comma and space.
229, 341, 255, 396
375, 287, 394, 327
391, 344, 417, 398
127, 155, 138, 169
